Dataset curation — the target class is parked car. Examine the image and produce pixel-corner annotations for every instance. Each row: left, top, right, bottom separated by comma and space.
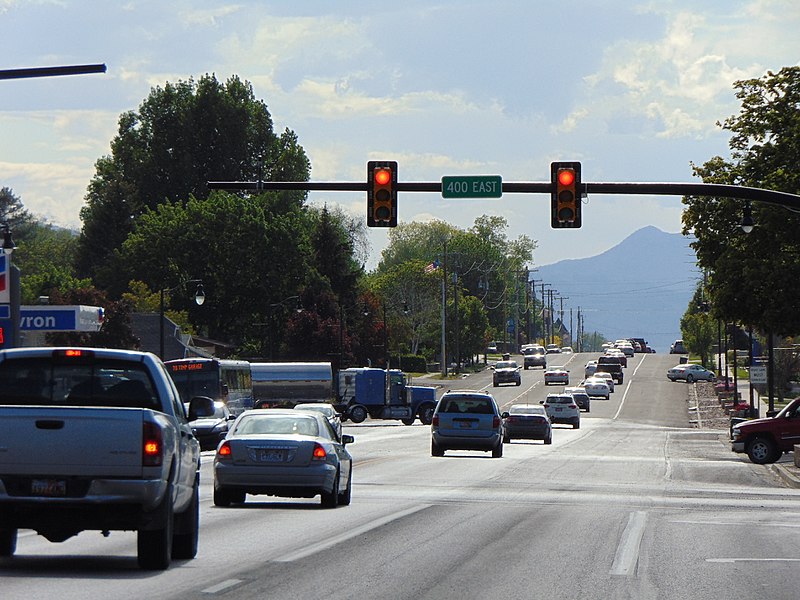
541, 393, 580, 429
502, 404, 552, 444
731, 397, 800, 464
667, 363, 715, 382
213, 409, 354, 508
431, 390, 504, 457
492, 360, 521, 387
565, 386, 591, 412
544, 367, 570, 386
670, 339, 688, 354
294, 402, 343, 438
188, 400, 236, 451
582, 376, 611, 399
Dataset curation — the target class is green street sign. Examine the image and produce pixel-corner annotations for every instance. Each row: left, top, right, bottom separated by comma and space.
441, 175, 502, 198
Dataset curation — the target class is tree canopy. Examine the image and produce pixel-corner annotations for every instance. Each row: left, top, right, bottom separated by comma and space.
682, 66, 800, 335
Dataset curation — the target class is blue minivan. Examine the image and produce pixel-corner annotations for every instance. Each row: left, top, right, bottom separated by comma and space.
431, 390, 504, 458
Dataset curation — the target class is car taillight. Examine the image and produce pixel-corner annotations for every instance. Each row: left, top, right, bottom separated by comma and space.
492, 416, 501, 428
569, 404, 577, 409
217, 440, 232, 459
142, 421, 163, 467
432, 415, 439, 426
312, 443, 327, 461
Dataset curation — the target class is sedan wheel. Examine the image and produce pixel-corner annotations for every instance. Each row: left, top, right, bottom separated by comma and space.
686, 374, 695, 383
321, 471, 340, 508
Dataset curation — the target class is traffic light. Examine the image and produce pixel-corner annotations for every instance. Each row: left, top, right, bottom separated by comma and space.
550, 161, 582, 228
367, 160, 397, 227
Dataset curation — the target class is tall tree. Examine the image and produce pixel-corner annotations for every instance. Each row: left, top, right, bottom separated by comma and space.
682, 67, 800, 335
77, 74, 309, 291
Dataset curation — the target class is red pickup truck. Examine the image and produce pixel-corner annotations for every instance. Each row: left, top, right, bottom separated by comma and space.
731, 397, 800, 464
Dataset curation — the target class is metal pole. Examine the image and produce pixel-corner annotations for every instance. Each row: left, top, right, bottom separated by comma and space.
768, 331, 775, 415
159, 288, 165, 359
441, 241, 448, 377
748, 326, 756, 417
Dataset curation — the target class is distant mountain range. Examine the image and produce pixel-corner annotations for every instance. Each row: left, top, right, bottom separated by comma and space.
534, 226, 700, 353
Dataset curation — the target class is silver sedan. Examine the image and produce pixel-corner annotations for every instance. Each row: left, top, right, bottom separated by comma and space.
213, 409, 354, 508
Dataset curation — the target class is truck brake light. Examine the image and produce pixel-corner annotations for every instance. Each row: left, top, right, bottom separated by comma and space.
142, 421, 163, 467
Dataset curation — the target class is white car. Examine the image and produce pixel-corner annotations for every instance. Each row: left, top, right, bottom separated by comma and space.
615, 343, 635, 357
591, 371, 615, 392
581, 376, 611, 399
584, 360, 598, 378
544, 367, 570, 386
540, 393, 580, 429
667, 363, 715, 382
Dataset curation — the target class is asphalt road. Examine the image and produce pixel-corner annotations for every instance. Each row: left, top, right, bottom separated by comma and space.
3, 352, 799, 599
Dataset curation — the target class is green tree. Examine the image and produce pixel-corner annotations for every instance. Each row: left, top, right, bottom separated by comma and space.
77, 74, 309, 291
682, 67, 800, 335
118, 192, 310, 347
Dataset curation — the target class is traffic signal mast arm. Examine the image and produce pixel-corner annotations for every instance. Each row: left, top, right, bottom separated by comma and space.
207, 180, 800, 210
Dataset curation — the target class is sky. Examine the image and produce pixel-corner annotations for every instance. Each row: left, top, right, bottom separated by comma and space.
2, 2, 798, 273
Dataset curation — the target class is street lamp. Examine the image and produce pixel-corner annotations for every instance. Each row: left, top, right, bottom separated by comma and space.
740, 201, 755, 234
159, 279, 205, 359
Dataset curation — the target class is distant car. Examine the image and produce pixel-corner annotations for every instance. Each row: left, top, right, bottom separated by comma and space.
213, 409, 354, 508
565, 386, 591, 413
545, 344, 562, 354
582, 377, 611, 399
523, 345, 547, 369
544, 367, 570, 386
615, 342, 635, 357
561, 347, 573, 354
294, 402, 342, 438
584, 360, 598, 378
670, 339, 688, 354
493, 360, 521, 387
487, 343, 498, 354
591, 371, 615, 392
188, 400, 236, 451
604, 348, 628, 367
431, 390, 504, 457
541, 394, 580, 429
502, 404, 552, 444
667, 363, 715, 382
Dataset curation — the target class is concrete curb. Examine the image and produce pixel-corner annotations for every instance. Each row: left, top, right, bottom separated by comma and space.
768, 463, 800, 489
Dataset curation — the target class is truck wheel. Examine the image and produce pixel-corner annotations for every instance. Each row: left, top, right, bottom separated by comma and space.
321, 471, 340, 508
348, 405, 368, 424
172, 477, 199, 560
401, 417, 415, 426
0, 528, 17, 557
747, 437, 779, 464
418, 404, 435, 426
138, 492, 174, 570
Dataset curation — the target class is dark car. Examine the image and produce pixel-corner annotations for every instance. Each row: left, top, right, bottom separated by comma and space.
189, 400, 236, 450
502, 404, 552, 444
431, 390, 504, 457
492, 360, 521, 387
523, 346, 547, 370
595, 362, 623, 384
670, 339, 688, 354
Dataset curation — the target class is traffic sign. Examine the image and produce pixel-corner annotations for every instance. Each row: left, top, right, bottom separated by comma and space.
749, 365, 767, 385
441, 176, 502, 198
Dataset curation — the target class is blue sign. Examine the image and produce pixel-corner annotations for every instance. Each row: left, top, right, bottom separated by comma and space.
0, 305, 9, 319
506, 317, 515, 334
19, 309, 77, 331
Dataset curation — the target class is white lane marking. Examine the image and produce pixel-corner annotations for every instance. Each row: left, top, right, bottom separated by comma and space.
612, 354, 647, 421
275, 505, 429, 562
707, 558, 800, 563
202, 579, 244, 594
610, 510, 648, 576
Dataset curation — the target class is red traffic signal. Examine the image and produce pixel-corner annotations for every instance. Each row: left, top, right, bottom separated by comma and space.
367, 160, 397, 227
551, 161, 582, 228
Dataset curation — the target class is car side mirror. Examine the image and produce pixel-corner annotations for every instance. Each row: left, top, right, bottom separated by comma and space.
501, 412, 509, 418
341, 434, 355, 445
539, 400, 544, 404
188, 395, 215, 420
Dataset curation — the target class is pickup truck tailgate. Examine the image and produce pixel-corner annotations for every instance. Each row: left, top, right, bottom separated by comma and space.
0, 407, 145, 477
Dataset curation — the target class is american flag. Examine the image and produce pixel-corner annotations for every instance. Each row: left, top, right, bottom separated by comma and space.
424, 259, 440, 274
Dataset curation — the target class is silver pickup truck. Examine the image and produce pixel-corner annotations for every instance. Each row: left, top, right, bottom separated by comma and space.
0, 347, 213, 570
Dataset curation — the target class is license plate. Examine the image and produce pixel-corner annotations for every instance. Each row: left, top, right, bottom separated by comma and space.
458, 421, 473, 428
253, 448, 285, 462
31, 479, 67, 497
555, 407, 563, 412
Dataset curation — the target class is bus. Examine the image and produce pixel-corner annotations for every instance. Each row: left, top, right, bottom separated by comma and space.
164, 358, 253, 416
